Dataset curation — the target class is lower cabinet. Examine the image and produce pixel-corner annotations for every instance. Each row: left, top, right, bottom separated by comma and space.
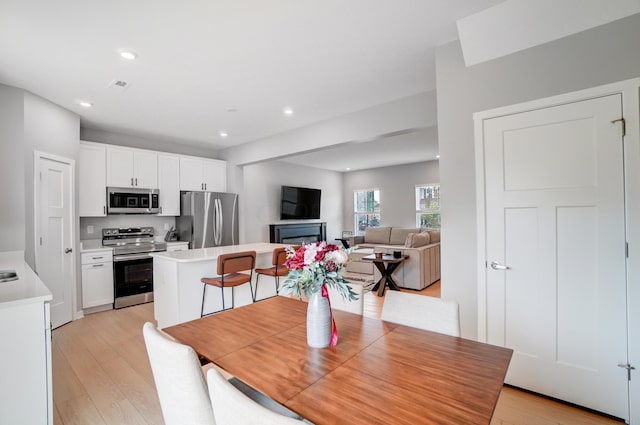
81, 250, 114, 308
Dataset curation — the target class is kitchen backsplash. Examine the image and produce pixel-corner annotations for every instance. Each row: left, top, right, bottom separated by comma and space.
80, 215, 176, 240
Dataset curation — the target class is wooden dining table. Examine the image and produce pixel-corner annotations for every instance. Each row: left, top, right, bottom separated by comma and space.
163, 296, 512, 425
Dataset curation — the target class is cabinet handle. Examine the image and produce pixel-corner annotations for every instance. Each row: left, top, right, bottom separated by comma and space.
103, 205, 106, 214
135, 177, 138, 186
92, 256, 104, 260
201, 183, 204, 190
131, 177, 134, 186
92, 264, 104, 268
204, 183, 207, 190
160, 206, 163, 214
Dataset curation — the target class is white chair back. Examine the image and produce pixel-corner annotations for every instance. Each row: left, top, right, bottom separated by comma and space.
328, 283, 364, 315
142, 322, 216, 425
206, 368, 303, 425
381, 291, 460, 337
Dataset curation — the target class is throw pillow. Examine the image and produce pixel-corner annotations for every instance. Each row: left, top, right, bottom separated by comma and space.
428, 231, 441, 243
404, 232, 431, 248
365, 227, 391, 244
390, 228, 421, 245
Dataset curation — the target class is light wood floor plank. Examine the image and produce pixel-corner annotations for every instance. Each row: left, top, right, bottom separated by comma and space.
96, 399, 150, 425
101, 355, 165, 425
56, 394, 106, 425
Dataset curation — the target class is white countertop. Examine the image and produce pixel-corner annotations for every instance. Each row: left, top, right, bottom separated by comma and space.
80, 240, 112, 253
151, 242, 287, 263
0, 251, 52, 307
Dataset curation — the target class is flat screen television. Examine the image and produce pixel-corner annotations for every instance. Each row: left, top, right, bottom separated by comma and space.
280, 185, 321, 220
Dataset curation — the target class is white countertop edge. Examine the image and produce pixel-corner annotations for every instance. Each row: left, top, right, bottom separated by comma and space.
151, 242, 288, 263
0, 251, 53, 307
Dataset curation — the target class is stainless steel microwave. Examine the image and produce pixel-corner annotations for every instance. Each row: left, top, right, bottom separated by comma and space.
107, 187, 160, 214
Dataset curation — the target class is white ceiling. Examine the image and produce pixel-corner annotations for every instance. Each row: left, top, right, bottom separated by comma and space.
0, 0, 505, 152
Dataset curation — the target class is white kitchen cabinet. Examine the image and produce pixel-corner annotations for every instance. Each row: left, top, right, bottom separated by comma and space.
106, 146, 158, 189
81, 249, 114, 308
158, 154, 180, 216
203, 159, 226, 192
79, 142, 107, 216
179, 156, 226, 192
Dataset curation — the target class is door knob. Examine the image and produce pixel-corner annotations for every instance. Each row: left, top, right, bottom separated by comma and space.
64, 248, 73, 254
490, 261, 509, 270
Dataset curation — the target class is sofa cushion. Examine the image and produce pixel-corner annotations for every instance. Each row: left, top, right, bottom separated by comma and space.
428, 230, 441, 243
364, 227, 391, 244
404, 232, 431, 248
389, 228, 421, 245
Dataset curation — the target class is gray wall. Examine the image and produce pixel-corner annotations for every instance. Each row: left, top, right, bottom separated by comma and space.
342, 161, 439, 232
0, 85, 26, 252
241, 161, 344, 243
23, 92, 80, 268
436, 13, 640, 339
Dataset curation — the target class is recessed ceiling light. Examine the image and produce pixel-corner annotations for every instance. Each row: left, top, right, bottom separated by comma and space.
219, 131, 228, 138
435, 155, 440, 159
226, 108, 238, 113
120, 51, 138, 60
283, 107, 294, 116
346, 167, 351, 171
78, 101, 93, 108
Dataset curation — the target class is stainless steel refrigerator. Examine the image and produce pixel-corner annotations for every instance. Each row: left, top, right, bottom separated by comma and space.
176, 191, 239, 248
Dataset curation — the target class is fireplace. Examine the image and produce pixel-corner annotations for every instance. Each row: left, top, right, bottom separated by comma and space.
269, 222, 327, 245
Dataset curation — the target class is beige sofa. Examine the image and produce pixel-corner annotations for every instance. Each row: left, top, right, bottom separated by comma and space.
346, 227, 440, 290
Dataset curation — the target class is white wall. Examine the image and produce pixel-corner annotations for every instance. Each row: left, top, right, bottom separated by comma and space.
436, 13, 640, 339
342, 161, 439, 232
0, 85, 25, 252
241, 161, 343, 243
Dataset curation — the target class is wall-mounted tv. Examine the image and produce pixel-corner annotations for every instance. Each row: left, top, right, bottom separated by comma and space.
280, 185, 321, 220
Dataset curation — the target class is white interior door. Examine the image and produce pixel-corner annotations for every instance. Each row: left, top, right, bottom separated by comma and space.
482, 94, 629, 419
36, 153, 75, 329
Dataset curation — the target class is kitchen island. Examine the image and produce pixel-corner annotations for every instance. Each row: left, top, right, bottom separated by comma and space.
151, 242, 288, 328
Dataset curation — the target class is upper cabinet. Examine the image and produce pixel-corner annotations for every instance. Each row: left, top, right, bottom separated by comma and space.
78, 142, 226, 216
79, 142, 107, 217
179, 157, 226, 192
106, 146, 158, 189
158, 154, 180, 216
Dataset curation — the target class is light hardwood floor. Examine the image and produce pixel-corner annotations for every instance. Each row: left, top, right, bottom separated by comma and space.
52, 281, 622, 425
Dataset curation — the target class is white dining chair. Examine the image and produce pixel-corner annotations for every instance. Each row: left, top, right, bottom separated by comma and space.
381, 291, 461, 337
327, 283, 364, 315
142, 322, 217, 425
206, 368, 303, 424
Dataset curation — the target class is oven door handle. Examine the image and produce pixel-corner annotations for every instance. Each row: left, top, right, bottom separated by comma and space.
113, 253, 152, 262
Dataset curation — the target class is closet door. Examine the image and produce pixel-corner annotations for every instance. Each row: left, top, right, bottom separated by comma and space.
481, 93, 628, 419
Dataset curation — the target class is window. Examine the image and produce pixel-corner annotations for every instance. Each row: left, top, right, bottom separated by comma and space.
354, 189, 380, 236
415, 184, 440, 229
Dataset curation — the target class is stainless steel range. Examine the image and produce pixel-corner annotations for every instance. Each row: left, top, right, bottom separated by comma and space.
103, 227, 166, 309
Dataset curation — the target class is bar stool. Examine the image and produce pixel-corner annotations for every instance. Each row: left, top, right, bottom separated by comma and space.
253, 247, 289, 300
201, 251, 256, 316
